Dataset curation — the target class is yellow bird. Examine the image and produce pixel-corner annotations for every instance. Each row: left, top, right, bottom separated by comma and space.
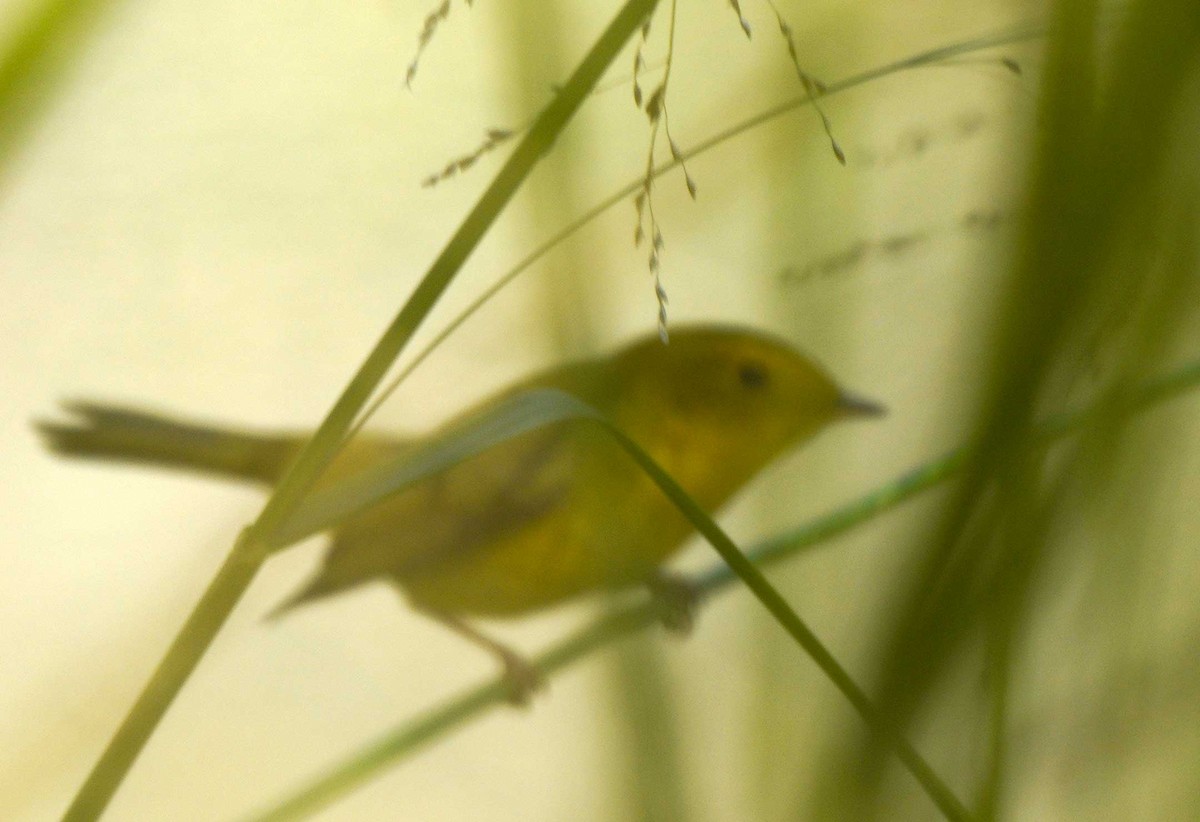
38, 325, 882, 701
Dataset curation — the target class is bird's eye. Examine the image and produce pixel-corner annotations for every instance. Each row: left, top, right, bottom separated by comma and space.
738, 361, 768, 389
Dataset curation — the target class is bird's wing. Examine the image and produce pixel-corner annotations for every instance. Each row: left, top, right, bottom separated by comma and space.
275, 423, 580, 611
391, 423, 577, 575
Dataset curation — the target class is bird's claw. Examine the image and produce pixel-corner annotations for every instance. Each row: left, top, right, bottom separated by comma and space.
497, 649, 545, 707
648, 571, 701, 636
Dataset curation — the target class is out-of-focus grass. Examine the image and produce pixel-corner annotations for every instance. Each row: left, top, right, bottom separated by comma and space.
8, 0, 1199, 819
0, 0, 120, 184
17, 1, 666, 818
805, 1, 1200, 819
245, 351, 1200, 820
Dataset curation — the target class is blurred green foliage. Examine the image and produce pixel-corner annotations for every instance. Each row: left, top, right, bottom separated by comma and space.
6, 0, 1199, 819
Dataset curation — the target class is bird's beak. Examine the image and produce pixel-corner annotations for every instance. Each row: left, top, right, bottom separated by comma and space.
837, 392, 887, 419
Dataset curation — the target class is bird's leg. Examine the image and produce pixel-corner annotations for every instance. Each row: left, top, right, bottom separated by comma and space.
424, 611, 545, 706
647, 569, 701, 636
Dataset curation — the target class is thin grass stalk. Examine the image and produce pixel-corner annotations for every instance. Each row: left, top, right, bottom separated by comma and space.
246, 355, 1200, 822
352, 23, 1045, 435
590, 415, 973, 822
60, 1, 661, 818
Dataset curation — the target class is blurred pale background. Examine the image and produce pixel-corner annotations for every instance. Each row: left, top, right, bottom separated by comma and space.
4, 0, 1197, 820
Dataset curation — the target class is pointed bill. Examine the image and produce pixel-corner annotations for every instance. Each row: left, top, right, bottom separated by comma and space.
838, 392, 887, 418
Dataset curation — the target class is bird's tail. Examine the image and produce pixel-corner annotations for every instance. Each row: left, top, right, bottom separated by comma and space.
35, 401, 301, 485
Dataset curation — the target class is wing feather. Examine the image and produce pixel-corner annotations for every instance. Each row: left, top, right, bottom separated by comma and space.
276, 424, 577, 612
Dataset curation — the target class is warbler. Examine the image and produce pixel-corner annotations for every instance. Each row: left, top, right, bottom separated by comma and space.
38, 325, 883, 701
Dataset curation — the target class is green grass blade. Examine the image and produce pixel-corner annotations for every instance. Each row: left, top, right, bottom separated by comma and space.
0, 0, 118, 186
60, 1, 662, 818
289, 382, 974, 816
254, 386, 975, 822
270, 389, 593, 548
818, 1, 1200, 814
591, 417, 973, 822
244, 355, 1200, 822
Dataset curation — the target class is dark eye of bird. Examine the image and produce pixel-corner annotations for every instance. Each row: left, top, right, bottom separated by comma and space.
737, 361, 768, 389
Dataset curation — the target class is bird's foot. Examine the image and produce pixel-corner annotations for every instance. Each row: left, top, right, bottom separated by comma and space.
423, 609, 546, 707
495, 647, 545, 707
648, 570, 701, 636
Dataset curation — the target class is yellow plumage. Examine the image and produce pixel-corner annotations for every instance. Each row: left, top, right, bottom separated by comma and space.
39, 325, 882, 700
